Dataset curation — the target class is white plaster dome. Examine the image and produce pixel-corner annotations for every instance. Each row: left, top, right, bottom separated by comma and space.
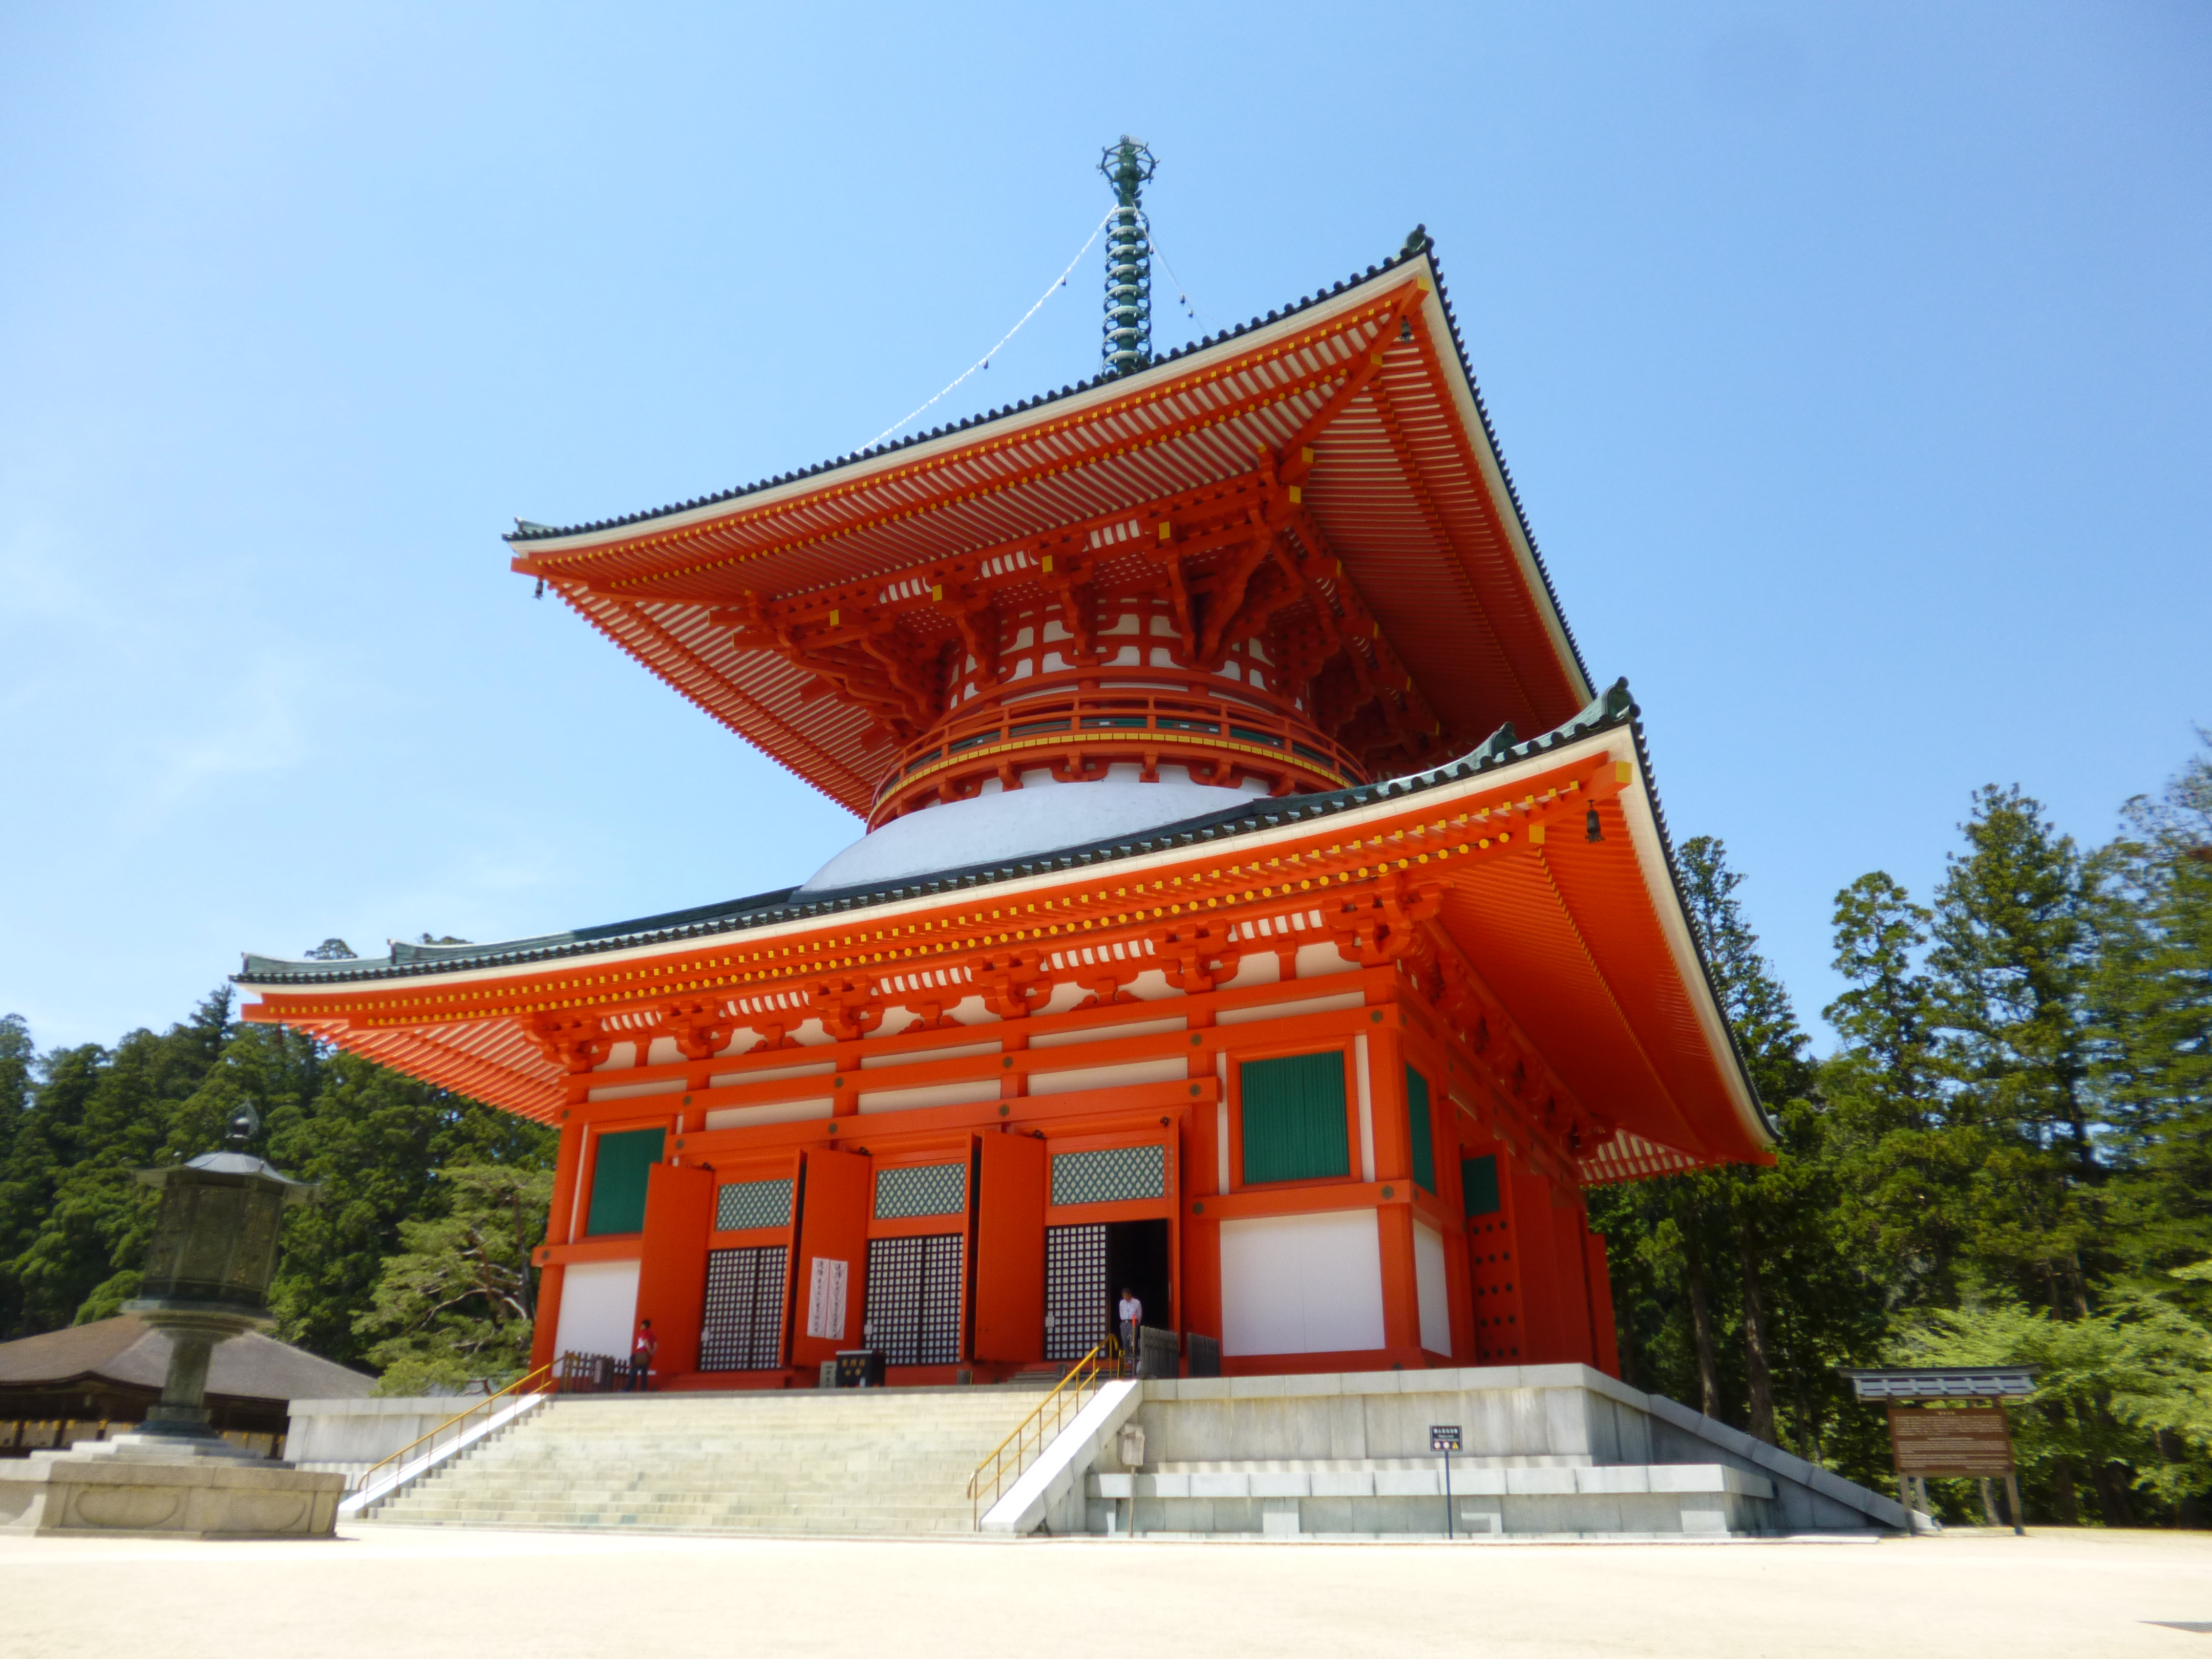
799, 767, 1270, 895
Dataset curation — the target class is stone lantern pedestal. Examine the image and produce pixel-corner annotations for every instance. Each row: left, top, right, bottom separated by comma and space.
0, 1123, 348, 1538
0, 1434, 348, 1538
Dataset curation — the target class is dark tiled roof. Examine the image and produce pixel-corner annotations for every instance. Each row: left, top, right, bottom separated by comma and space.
237, 679, 1637, 990
501, 229, 1592, 704
0, 1315, 373, 1400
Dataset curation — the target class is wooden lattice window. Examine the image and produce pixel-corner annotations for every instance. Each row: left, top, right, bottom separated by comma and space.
583, 1128, 663, 1237
1462, 1154, 1501, 1217
1406, 1065, 1436, 1194
1238, 1052, 1350, 1186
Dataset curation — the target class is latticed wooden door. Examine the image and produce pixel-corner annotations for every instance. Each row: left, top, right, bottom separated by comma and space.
699, 1245, 788, 1371
1044, 1223, 1108, 1360
863, 1234, 964, 1365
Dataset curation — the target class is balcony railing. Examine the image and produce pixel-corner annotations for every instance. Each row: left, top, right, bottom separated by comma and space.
874, 686, 1359, 823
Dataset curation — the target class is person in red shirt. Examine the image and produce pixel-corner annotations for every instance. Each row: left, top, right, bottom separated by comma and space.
630, 1318, 657, 1392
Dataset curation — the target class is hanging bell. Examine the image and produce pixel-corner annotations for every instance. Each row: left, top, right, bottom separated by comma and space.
1585, 804, 1604, 843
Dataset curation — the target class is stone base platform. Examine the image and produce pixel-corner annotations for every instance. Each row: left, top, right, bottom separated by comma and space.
1091, 1457, 1777, 1537
994, 1363, 1908, 1539
0, 1434, 345, 1539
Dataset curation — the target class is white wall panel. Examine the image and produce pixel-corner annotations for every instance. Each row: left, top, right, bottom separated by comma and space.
1220, 1210, 1385, 1356
856, 1078, 1003, 1114
702, 1098, 833, 1130
552, 1259, 640, 1361
584, 1078, 683, 1103
1413, 1221, 1451, 1356
1027, 1056, 1187, 1096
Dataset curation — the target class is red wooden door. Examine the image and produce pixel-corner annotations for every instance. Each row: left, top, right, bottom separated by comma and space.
789, 1148, 872, 1372
636, 1162, 715, 1377
973, 1131, 1047, 1363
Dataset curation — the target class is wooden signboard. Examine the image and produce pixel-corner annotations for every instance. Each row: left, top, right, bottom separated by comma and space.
1888, 1403, 2014, 1477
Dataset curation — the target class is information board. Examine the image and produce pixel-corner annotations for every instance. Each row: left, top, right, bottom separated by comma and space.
1888, 1403, 2014, 1476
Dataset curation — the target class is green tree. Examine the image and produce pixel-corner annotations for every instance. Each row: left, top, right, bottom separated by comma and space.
1927, 786, 2103, 1315
2, 989, 235, 1334
2089, 737, 2212, 1283
356, 1162, 553, 1393
252, 1031, 556, 1368
0, 1012, 41, 1336
0, 991, 555, 1377
1896, 1283, 2211, 1519
1821, 874, 1983, 1313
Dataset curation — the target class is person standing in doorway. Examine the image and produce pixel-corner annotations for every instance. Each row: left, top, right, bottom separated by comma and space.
630, 1317, 657, 1392
1117, 1286, 1142, 1378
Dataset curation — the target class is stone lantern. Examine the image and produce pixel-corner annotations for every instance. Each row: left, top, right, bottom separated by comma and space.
125, 1103, 317, 1444
0, 1105, 348, 1538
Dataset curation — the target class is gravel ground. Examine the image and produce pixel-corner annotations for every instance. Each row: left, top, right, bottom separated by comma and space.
4, 1522, 2209, 1658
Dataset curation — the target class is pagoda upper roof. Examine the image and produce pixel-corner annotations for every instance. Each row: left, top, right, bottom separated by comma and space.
506, 235, 1596, 815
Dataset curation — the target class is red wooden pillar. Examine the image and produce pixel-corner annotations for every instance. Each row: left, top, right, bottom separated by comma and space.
1376, 1202, 1423, 1363
529, 1264, 565, 1372
1511, 1168, 1562, 1362
528, 1119, 590, 1372
1366, 1014, 1423, 1363
1583, 1227, 1622, 1377
545, 1119, 587, 1247
1441, 1214, 1474, 1363
1551, 1199, 1597, 1367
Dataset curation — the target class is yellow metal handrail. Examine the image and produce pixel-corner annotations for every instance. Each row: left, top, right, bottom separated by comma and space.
966, 1342, 1117, 1529
352, 1362, 554, 1492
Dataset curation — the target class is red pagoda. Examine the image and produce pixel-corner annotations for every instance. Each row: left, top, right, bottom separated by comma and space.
237, 199, 1769, 1389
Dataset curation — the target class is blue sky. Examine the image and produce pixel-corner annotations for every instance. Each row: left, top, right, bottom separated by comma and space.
3, 3, 2206, 1054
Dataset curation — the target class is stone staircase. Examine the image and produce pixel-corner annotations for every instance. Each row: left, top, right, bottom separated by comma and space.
364, 1388, 1047, 1536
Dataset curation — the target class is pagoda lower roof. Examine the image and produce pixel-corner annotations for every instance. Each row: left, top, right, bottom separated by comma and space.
240, 684, 1646, 989
238, 682, 1771, 1180
504, 237, 1596, 815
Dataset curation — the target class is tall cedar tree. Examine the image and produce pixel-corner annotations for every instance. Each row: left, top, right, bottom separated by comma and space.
1822, 874, 1984, 1312
2089, 737, 2212, 1282
1926, 786, 2105, 1316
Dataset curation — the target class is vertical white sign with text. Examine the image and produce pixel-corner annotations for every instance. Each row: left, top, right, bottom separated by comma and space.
805, 1256, 849, 1342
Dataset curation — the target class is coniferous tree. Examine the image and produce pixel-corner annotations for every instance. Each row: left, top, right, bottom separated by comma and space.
356, 1162, 554, 1392
2090, 738, 2212, 1285
1927, 789, 2105, 1311
0, 1012, 40, 1336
